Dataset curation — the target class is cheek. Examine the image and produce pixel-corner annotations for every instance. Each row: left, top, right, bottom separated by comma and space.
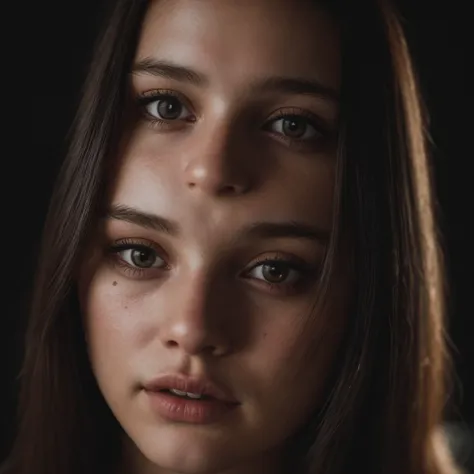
227, 316, 343, 451
252, 312, 343, 391
80, 270, 141, 389
246, 303, 346, 415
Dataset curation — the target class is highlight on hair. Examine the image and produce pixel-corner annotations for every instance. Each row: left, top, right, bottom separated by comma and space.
1, 1, 461, 474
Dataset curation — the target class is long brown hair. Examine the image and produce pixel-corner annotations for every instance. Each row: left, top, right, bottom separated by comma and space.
2, 1, 460, 473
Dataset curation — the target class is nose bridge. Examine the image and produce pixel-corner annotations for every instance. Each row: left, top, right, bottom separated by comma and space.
182, 112, 253, 195
160, 268, 230, 356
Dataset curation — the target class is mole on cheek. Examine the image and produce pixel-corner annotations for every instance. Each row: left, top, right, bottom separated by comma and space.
113, 281, 118, 286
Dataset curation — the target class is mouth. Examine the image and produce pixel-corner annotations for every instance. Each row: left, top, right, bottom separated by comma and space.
142, 374, 239, 424
158, 388, 215, 401
143, 374, 238, 404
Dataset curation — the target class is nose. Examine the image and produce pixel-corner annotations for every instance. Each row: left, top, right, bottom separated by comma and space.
182, 120, 254, 196
159, 275, 232, 357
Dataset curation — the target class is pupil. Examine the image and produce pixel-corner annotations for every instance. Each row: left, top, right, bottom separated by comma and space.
131, 249, 155, 268
262, 263, 288, 283
158, 97, 181, 120
283, 117, 305, 137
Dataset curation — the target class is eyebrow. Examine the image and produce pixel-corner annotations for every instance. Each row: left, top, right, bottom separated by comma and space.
105, 205, 179, 235
131, 58, 339, 103
105, 204, 330, 244
132, 58, 206, 87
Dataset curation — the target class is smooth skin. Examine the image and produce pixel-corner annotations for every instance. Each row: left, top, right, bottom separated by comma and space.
79, 1, 350, 473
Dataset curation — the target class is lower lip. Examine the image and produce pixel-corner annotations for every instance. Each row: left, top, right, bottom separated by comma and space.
144, 390, 239, 424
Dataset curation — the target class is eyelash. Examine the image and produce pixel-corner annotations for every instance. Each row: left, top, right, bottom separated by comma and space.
107, 239, 320, 295
135, 90, 329, 149
245, 254, 321, 295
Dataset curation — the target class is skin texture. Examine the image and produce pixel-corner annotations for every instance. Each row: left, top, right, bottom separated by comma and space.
78, 1, 349, 473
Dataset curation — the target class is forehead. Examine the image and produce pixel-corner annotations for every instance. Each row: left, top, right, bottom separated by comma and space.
136, 0, 341, 90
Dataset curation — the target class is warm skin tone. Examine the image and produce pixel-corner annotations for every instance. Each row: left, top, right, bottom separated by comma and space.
78, 1, 350, 473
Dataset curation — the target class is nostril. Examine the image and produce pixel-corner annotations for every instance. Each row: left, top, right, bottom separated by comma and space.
165, 340, 179, 348
219, 185, 237, 195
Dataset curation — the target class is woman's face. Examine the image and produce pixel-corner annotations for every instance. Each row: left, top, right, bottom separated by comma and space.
79, 0, 348, 473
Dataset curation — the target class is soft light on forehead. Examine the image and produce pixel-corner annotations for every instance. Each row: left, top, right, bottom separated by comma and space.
135, 0, 341, 92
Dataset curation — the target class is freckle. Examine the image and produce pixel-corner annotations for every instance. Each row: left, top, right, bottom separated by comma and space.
112, 281, 117, 286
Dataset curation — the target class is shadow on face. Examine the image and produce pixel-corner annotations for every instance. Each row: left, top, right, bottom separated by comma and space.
79, 1, 350, 473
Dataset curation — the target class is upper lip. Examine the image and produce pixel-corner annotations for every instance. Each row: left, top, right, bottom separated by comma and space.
143, 374, 239, 404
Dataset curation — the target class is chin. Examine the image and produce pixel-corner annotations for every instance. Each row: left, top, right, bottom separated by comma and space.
130, 426, 245, 474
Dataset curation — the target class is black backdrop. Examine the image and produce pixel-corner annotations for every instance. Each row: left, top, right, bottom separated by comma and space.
1, 0, 472, 468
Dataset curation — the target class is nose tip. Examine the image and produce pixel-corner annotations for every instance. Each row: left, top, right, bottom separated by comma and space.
186, 164, 250, 196
165, 338, 227, 357
181, 120, 256, 197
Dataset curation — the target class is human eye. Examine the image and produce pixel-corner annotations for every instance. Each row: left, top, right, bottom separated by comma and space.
244, 253, 321, 296
107, 238, 168, 278
263, 108, 330, 150
136, 89, 195, 128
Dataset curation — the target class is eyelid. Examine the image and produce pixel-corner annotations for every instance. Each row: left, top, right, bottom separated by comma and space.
136, 89, 196, 120
267, 106, 324, 124
136, 90, 328, 127
135, 90, 332, 151
246, 252, 308, 269
109, 239, 170, 266
107, 240, 321, 294
242, 253, 317, 283
137, 88, 186, 103
265, 107, 330, 136
109, 237, 165, 253
243, 255, 321, 296
247, 259, 304, 283
119, 247, 165, 269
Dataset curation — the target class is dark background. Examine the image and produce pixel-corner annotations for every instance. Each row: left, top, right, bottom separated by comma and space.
1, 0, 472, 470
